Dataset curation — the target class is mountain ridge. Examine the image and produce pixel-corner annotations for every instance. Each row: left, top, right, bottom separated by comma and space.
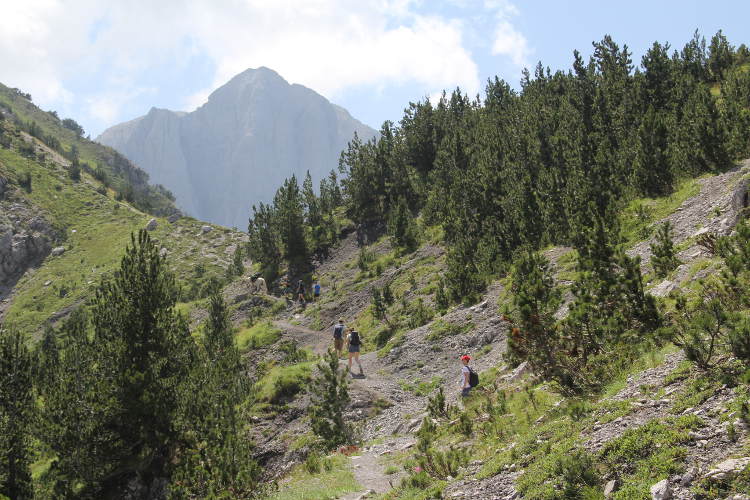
97, 67, 377, 228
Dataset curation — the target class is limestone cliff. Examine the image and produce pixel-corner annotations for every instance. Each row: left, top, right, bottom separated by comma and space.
97, 67, 376, 228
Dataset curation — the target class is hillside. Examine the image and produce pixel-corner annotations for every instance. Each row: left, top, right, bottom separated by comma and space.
97, 67, 377, 229
181, 160, 750, 500
0, 88, 247, 335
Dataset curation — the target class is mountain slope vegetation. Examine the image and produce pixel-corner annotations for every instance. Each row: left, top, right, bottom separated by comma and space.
1, 30, 750, 500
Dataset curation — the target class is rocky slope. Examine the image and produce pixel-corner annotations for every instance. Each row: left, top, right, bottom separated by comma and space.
97, 67, 377, 229
215, 162, 750, 500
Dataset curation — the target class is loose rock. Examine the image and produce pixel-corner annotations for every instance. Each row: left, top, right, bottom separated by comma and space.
650, 479, 671, 500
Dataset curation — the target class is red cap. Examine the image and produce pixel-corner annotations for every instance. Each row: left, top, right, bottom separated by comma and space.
461, 355, 471, 362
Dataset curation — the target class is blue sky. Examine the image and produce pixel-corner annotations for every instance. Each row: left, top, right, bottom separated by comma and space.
1, 1, 747, 137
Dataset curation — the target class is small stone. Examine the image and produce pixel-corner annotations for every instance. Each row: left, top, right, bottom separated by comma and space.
704, 457, 750, 482
159, 247, 168, 258
146, 218, 158, 231
604, 479, 617, 497
650, 479, 671, 500
44, 280, 52, 286
680, 467, 696, 486
51, 246, 65, 257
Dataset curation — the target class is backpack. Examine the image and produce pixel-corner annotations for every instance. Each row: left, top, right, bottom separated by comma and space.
333, 324, 344, 339
468, 367, 479, 387
349, 331, 361, 346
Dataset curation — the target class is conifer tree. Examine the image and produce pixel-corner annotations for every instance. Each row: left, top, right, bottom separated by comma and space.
634, 106, 672, 196
308, 349, 351, 450
171, 292, 258, 498
274, 175, 308, 272
388, 196, 418, 251
248, 202, 281, 283
650, 221, 679, 278
40, 231, 195, 495
0, 325, 33, 500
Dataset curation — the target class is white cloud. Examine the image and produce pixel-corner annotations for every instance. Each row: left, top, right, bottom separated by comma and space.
492, 20, 530, 66
486, 0, 531, 68
0, 1, 531, 131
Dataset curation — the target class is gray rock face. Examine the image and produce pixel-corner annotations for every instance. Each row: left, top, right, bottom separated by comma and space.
146, 218, 158, 231
0, 200, 54, 291
97, 67, 376, 229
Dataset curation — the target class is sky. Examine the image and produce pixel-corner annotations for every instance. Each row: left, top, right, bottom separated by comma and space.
0, 0, 748, 138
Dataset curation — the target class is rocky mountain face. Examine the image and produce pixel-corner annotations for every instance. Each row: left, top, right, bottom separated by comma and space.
97, 67, 376, 229
0, 174, 55, 306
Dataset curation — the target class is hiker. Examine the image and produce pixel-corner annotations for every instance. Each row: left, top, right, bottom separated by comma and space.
313, 280, 321, 302
460, 355, 478, 397
346, 328, 364, 377
332, 318, 345, 357
296, 280, 306, 304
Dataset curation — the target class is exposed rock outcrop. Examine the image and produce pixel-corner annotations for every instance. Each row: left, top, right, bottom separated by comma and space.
97, 67, 377, 229
0, 193, 55, 301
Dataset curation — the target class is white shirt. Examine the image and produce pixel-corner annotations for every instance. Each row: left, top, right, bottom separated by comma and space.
461, 365, 470, 387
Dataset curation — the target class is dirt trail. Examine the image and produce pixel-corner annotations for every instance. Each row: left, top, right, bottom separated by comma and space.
340, 436, 415, 500
273, 319, 330, 355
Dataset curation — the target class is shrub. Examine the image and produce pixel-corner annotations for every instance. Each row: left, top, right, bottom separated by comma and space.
18, 171, 32, 192
650, 221, 679, 278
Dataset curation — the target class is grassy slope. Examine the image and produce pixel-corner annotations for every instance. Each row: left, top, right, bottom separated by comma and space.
0, 99, 245, 336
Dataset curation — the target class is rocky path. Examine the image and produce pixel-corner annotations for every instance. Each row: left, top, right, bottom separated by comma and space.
273, 319, 331, 355
340, 436, 415, 500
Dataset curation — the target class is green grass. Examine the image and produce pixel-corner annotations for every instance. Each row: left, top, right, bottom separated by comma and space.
254, 361, 315, 405
600, 415, 701, 499
399, 376, 442, 397
236, 320, 282, 350
265, 453, 359, 500
426, 319, 473, 341
620, 177, 703, 245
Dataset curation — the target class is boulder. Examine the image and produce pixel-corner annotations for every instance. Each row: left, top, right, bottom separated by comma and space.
604, 479, 617, 497
167, 212, 182, 223
650, 479, 671, 500
159, 247, 168, 258
146, 218, 158, 231
201, 225, 213, 234
51, 246, 66, 257
703, 457, 750, 482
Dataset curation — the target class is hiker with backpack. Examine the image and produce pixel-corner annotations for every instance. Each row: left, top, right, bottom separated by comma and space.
313, 280, 321, 302
460, 355, 478, 397
296, 280, 306, 304
332, 319, 345, 358
346, 328, 364, 377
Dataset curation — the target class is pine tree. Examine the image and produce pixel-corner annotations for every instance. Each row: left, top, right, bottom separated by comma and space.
274, 175, 309, 273
0, 325, 33, 500
388, 197, 418, 251
633, 106, 672, 196
650, 221, 679, 278
248, 202, 281, 283
708, 30, 733, 82
171, 292, 258, 498
40, 231, 196, 495
308, 349, 351, 450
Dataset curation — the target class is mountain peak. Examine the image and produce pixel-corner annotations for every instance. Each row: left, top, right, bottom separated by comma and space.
97, 67, 376, 229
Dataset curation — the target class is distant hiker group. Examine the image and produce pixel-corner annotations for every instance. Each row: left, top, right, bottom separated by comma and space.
278, 278, 322, 305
